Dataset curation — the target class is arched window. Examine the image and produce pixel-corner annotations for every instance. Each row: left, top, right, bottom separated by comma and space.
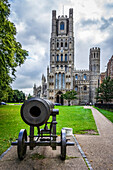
75, 74, 78, 80
61, 65, 63, 69
57, 65, 59, 69
61, 42, 63, 47
57, 54, 59, 61
94, 53, 95, 58
60, 22, 64, 30
57, 42, 59, 48
65, 54, 67, 61
84, 74, 87, 80
65, 65, 67, 72
84, 86, 87, 91
63, 73, 65, 89
61, 54, 63, 61
65, 42, 67, 47
59, 73, 61, 89
75, 86, 78, 91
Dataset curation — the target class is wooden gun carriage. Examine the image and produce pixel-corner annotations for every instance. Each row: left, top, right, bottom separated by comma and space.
12, 98, 74, 160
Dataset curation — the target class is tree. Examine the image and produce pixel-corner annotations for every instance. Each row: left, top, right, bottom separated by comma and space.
11, 90, 25, 102
62, 90, 77, 106
96, 77, 113, 103
0, 0, 28, 101
27, 93, 32, 100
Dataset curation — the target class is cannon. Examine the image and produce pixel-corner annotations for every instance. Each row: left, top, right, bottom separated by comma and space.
12, 97, 74, 160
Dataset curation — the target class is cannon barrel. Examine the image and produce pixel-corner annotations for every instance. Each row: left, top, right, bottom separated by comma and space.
21, 97, 54, 126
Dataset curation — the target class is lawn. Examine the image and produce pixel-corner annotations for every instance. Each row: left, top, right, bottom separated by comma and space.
0, 105, 98, 156
56, 106, 98, 134
95, 107, 113, 123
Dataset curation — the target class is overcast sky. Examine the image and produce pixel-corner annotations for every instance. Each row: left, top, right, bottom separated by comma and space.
9, 0, 113, 95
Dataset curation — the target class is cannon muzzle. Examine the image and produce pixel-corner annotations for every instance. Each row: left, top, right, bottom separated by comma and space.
21, 98, 54, 126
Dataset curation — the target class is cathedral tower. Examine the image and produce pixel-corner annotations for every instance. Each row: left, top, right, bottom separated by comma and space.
47, 8, 74, 104
89, 47, 100, 104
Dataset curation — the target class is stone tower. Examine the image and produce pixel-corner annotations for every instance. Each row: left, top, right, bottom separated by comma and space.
89, 47, 100, 104
47, 8, 74, 104
47, 9, 74, 104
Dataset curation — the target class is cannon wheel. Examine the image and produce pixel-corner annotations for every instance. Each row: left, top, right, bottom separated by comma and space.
17, 129, 27, 160
61, 128, 66, 160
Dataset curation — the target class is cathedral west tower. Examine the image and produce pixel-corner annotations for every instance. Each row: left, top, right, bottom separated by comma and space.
47, 9, 74, 105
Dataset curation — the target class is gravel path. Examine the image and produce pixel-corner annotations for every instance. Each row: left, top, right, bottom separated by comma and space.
76, 106, 113, 170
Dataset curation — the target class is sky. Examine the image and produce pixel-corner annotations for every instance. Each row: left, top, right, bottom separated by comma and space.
9, 0, 113, 95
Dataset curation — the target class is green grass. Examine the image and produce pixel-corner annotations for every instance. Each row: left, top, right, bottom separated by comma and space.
0, 105, 98, 156
95, 107, 113, 123
0, 105, 30, 156
56, 106, 98, 134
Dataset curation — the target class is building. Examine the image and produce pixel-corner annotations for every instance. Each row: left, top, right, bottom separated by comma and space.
100, 55, 113, 84
106, 55, 113, 79
33, 8, 100, 105
100, 72, 106, 84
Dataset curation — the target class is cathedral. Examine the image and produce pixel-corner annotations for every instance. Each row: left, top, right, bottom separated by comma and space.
33, 8, 100, 105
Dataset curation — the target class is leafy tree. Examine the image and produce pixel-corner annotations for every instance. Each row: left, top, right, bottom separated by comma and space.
12, 90, 25, 102
62, 90, 77, 106
7, 87, 14, 102
96, 77, 113, 103
0, 0, 28, 101
27, 93, 32, 100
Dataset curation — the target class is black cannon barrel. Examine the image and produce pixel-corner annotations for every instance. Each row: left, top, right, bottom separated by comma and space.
21, 97, 54, 126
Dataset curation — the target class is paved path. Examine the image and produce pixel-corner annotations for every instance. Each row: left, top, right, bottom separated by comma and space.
76, 106, 113, 170
0, 136, 88, 170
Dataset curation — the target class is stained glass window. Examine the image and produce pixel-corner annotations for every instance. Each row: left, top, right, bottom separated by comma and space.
57, 54, 59, 61
59, 73, 61, 89
65, 65, 67, 72
63, 73, 65, 89
65, 54, 67, 61
84, 74, 87, 80
60, 22, 64, 30
75, 74, 78, 80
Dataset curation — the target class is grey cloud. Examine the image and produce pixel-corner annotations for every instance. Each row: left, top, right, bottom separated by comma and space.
12, 51, 49, 90
105, 3, 113, 9
79, 17, 113, 32
12, 76, 35, 89
80, 18, 99, 27
17, 20, 50, 46
100, 17, 113, 30
103, 33, 113, 51
12, 65, 45, 89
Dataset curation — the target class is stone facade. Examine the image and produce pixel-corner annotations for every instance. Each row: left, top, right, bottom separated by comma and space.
33, 9, 100, 105
100, 72, 106, 84
106, 55, 113, 79
100, 55, 113, 84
